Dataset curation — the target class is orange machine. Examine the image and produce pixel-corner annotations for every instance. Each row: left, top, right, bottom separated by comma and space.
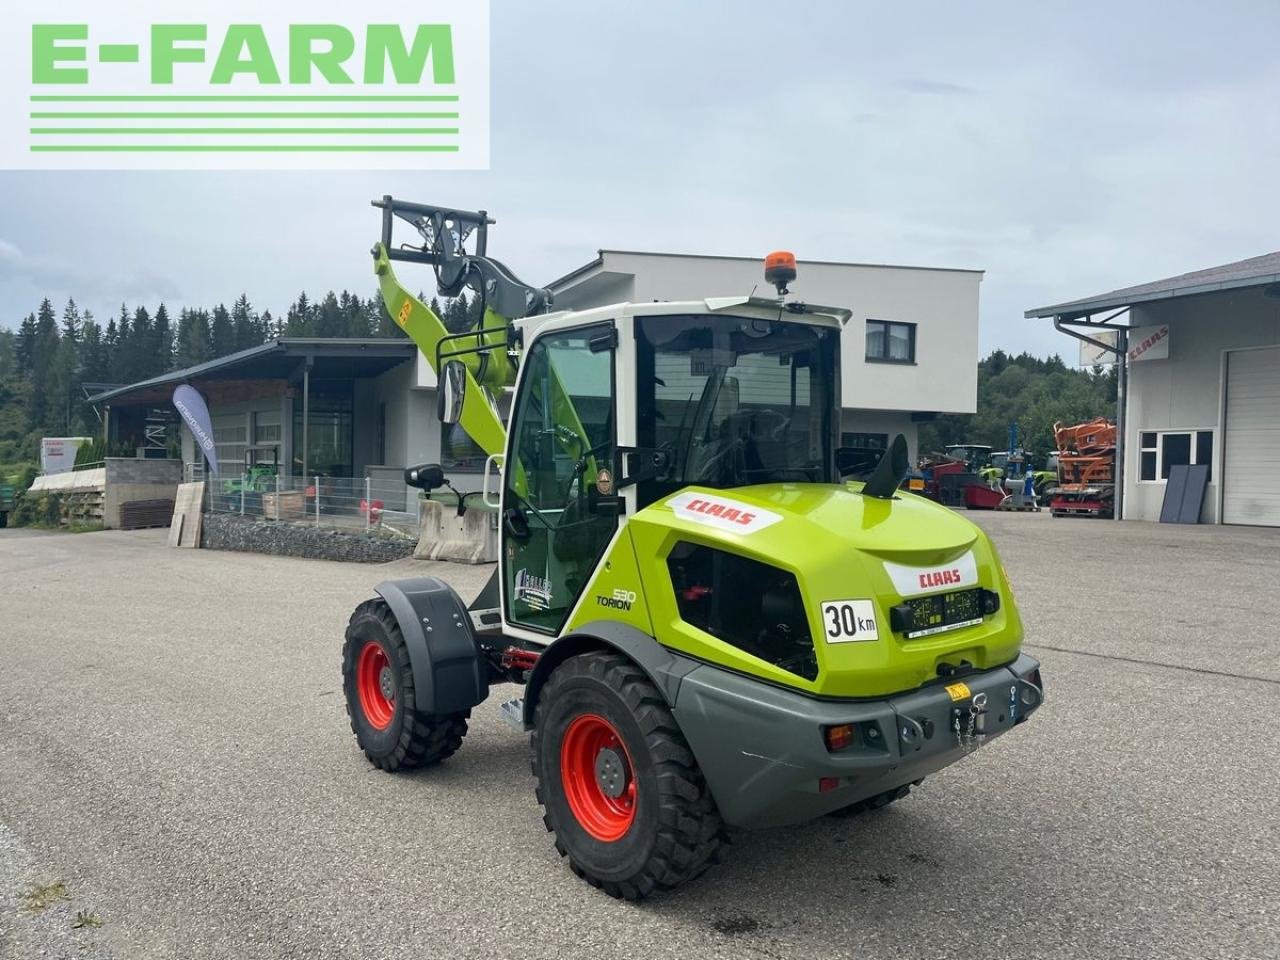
1050, 417, 1115, 518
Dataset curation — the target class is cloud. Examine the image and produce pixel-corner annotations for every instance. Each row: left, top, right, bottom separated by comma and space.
897, 78, 977, 96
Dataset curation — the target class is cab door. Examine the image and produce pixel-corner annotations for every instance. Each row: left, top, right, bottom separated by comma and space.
501, 323, 618, 635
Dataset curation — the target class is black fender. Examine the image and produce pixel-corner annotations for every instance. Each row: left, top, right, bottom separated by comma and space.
374, 577, 488, 716
521, 620, 700, 728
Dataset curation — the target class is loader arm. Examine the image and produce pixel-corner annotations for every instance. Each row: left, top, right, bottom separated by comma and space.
374, 242, 509, 459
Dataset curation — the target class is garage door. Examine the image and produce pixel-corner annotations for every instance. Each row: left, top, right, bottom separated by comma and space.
1222, 346, 1280, 526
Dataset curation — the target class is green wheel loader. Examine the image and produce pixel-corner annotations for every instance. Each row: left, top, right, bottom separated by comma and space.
342, 200, 1044, 899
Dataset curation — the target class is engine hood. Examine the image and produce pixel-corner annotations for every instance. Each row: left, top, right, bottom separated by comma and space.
655, 483, 979, 568
620, 482, 1023, 698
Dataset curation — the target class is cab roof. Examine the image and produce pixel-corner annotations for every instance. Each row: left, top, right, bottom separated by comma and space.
516, 296, 851, 337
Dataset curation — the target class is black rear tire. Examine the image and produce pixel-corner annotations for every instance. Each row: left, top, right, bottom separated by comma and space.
532, 651, 723, 900
342, 598, 468, 771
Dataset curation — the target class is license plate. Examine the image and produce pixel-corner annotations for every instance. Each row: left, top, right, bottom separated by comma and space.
904, 588, 984, 639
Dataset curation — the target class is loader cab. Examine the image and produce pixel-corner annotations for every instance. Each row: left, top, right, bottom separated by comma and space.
498, 303, 842, 640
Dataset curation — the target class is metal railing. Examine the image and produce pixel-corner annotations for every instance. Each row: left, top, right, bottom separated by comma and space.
204, 471, 421, 538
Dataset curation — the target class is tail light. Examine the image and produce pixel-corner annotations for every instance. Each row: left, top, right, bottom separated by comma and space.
823, 723, 856, 752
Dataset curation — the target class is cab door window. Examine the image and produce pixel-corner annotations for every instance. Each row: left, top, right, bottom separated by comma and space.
503, 325, 616, 633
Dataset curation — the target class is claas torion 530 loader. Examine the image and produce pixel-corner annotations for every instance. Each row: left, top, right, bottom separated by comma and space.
341, 198, 1044, 899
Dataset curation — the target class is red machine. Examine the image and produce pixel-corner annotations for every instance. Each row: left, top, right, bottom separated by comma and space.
1049, 417, 1116, 518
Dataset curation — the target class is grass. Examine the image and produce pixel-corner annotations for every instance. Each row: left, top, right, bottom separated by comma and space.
72, 909, 103, 929
66, 522, 105, 534
20, 880, 69, 913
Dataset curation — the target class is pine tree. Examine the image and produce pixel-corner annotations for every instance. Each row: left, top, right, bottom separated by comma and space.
107, 305, 131, 383
231, 294, 261, 351
443, 293, 471, 333
79, 316, 107, 384
0, 329, 14, 380
285, 292, 312, 336
175, 308, 213, 369
60, 299, 82, 344
154, 303, 173, 373
30, 300, 61, 432
261, 309, 277, 339
210, 304, 233, 358
15, 314, 36, 373
126, 306, 153, 381
315, 291, 342, 337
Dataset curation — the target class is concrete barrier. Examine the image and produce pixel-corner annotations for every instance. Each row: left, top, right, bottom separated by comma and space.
414, 498, 499, 564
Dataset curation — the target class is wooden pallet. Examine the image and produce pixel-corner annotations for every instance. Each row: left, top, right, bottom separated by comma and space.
121, 498, 176, 530
62, 489, 104, 525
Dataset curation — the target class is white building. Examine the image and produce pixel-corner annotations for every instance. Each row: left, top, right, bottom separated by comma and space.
1027, 251, 1280, 527
547, 250, 983, 462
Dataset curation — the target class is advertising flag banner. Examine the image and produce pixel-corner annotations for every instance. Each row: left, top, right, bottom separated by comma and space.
173, 384, 218, 475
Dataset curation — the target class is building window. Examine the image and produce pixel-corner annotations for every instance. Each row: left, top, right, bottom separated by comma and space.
292, 379, 354, 477
865, 320, 916, 363
841, 432, 889, 451
213, 422, 246, 473
1139, 430, 1213, 482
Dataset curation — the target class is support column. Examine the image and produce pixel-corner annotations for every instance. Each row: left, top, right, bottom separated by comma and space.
1115, 328, 1129, 522
302, 360, 311, 477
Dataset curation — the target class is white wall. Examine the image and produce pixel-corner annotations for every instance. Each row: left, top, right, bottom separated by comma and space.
372, 359, 442, 469
553, 252, 981, 417
1123, 287, 1280, 522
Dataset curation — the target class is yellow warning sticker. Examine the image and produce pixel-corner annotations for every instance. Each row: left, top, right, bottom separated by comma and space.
945, 682, 972, 702
397, 300, 413, 327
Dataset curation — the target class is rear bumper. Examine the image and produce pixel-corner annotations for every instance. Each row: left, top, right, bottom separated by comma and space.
672, 653, 1043, 829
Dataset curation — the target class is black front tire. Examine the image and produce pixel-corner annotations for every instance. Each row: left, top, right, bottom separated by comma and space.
532, 651, 723, 900
342, 598, 468, 771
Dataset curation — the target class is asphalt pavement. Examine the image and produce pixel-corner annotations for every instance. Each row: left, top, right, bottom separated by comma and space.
1, 513, 1277, 960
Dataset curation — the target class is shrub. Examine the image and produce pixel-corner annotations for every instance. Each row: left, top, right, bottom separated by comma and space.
11, 490, 63, 528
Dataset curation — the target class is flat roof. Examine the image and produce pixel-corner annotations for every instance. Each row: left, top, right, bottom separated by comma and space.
88, 338, 417, 406
546, 248, 984, 291
1026, 250, 1280, 321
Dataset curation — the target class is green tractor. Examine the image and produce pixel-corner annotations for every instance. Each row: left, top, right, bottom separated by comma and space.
341, 200, 1044, 899
0, 480, 15, 529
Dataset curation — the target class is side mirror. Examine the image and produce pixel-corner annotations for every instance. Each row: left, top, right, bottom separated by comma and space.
405, 463, 445, 491
438, 360, 466, 425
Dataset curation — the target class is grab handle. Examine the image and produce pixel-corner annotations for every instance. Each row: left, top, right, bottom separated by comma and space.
482, 453, 504, 510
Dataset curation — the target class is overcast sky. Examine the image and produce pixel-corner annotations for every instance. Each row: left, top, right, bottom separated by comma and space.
2, 0, 1277, 358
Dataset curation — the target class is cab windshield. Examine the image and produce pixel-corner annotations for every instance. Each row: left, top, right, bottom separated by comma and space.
636, 314, 837, 503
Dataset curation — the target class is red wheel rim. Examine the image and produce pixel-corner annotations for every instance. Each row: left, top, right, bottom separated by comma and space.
560, 714, 637, 842
356, 642, 395, 730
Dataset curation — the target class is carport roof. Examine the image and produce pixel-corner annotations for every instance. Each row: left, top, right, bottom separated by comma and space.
88, 338, 417, 406
1025, 250, 1280, 322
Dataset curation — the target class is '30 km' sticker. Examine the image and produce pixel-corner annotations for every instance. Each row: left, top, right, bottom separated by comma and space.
820, 600, 879, 643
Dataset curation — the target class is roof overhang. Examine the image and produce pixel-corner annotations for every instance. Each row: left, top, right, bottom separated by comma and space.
89, 338, 417, 407
1026, 254, 1280, 322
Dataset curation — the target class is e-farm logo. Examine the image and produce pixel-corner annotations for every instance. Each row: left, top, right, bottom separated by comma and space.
0, 1, 489, 170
